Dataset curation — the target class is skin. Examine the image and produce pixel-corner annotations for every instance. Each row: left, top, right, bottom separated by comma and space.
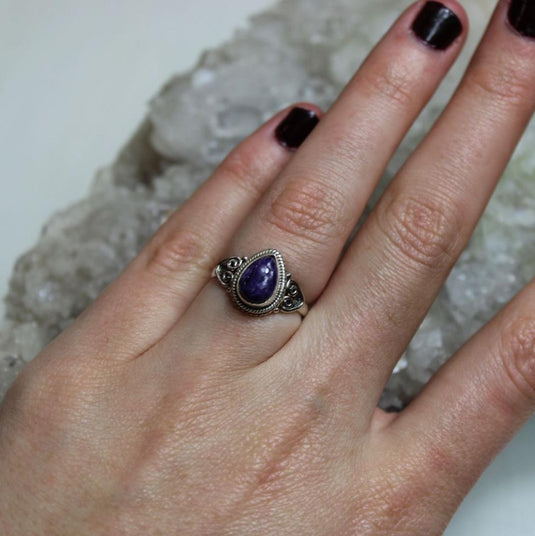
1, 0, 535, 534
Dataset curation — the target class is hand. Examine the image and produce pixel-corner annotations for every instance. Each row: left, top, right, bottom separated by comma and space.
2, 1, 535, 534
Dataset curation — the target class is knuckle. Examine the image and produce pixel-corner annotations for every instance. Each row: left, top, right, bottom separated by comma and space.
416, 440, 456, 482
266, 176, 346, 245
377, 192, 462, 270
464, 61, 533, 108
2, 360, 74, 427
497, 315, 535, 404
358, 444, 455, 532
219, 147, 265, 199
363, 470, 425, 532
1, 367, 38, 423
146, 227, 211, 279
364, 63, 415, 108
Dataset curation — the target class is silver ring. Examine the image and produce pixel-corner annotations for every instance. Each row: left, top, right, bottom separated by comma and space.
212, 249, 308, 317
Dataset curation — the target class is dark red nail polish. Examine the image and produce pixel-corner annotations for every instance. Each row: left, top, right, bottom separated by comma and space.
275, 107, 319, 150
411, 1, 463, 50
508, 0, 535, 38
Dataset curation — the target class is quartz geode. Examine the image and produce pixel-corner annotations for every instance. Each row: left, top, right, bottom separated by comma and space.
1, 0, 533, 409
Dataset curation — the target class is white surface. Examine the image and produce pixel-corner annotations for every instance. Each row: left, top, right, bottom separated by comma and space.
0, 1, 534, 534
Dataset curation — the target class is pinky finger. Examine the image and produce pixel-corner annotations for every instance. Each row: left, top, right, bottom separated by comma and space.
58, 104, 322, 361
379, 278, 535, 520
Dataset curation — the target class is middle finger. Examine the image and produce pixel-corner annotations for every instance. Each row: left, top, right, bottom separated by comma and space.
225, 0, 466, 307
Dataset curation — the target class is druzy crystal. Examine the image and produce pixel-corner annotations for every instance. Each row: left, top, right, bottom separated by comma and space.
0, 0, 533, 410
238, 256, 278, 304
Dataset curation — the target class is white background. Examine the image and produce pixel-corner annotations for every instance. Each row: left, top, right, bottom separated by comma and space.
1, 1, 534, 533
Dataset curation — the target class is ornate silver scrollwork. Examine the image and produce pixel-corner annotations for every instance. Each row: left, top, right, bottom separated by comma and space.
214, 256, 244, 288
279, 273, 305, 313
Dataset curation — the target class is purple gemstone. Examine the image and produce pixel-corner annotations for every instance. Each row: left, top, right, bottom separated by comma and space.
238, 255, 278, 304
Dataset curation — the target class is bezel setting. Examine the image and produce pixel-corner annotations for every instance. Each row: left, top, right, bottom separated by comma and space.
214, 248, 306, 316
233, 249, 285, 314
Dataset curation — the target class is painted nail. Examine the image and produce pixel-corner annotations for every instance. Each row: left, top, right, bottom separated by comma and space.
275, 107, 319, 150
411, 1, 463, 50
508, 0, 535, 38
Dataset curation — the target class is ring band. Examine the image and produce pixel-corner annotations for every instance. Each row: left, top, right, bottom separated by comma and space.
213, 249, 308, 317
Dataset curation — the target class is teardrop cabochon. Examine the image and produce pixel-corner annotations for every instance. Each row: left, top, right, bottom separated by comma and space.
232, 249, 286, 315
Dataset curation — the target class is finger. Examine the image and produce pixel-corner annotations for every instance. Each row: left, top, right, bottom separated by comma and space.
162, 0, 467, 370
298, 0, 535, 417
57, 104, 322, 360
379, 278, 535, 520
229, 0, 466, 304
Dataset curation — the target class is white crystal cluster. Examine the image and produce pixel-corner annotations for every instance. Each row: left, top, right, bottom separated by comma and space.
1, 0, 533, 408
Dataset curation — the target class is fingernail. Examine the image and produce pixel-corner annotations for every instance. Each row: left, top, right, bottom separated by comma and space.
275, 107, 319, 150
411, 1, 463, 50
508, 0, 535, 38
